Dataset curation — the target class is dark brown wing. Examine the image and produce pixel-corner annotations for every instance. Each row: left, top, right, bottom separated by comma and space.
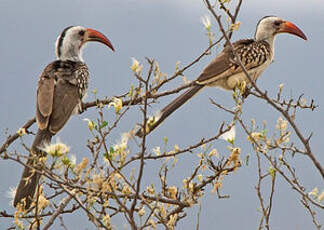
36, 60, 89, 134
48, 79, 80, 133
36, 65, 55, 130
196, 50, 234, 84
196, 39, 270, 85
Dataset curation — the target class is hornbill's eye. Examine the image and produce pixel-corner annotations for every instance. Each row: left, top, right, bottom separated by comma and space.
274, 20, 281, 26
79, 30, 85, 36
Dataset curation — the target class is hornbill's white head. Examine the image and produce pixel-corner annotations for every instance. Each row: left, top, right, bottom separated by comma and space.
55, 26, 114, 62
255, 16, 307, 43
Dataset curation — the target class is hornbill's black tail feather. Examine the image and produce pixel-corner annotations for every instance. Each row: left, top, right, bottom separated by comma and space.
13, 129, 52, 208
135, 84, 204, 137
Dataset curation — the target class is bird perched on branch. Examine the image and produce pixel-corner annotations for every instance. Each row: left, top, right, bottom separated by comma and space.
14, 26, 114, 208
135, 16, 307, 137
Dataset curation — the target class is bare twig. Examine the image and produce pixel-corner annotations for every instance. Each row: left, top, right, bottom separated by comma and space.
42, 191, 75, 230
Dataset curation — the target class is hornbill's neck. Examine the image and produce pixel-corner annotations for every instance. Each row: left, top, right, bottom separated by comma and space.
254, 16, 307, 61
55, 26, 84, 62
55, 26, 115, 62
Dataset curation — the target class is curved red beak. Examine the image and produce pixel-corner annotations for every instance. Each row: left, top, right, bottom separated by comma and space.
85, 28, 115, 51
278, 21, 307, 40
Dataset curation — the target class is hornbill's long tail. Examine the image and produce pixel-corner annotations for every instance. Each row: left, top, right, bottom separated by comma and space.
13, 129, 52, 208
136, 84, 204, 137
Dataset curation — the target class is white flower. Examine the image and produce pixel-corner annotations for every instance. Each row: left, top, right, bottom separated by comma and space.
7, 187, 16, 205
309, 187, 319, 197
138, 207, 145, 217
182, 76, 190, 84
279, 83, 284, 91
318, 190, 324, 202
230, 21, 241, 31
276, 117, 288, 132
103, 214, 111, 227
130, 57, 143, 74
168, 186, 178, 199
182, 178, 188, 188
247, 132, 264, 143
149, 219, 157, 229
201, 15, 211, 30
42, 139, 70, 157
209, 148, 219, 158
220, 125, 236, 143
140, 111, 162, 134
131, 57, 139, 71
83, 118, 95, 131
146, 184, 155, 195
167, 214, 178, 229
300, 97, 307, 107
70, 154, 77, 166
153, 62, 167, 86
113, 132, 132, 155
91, 88, 98, 95
153, 146, 161, 156
108, 97, 123, 114
122, 185, 131, 195
120, 132, 132, 146
38, 194, 50, 209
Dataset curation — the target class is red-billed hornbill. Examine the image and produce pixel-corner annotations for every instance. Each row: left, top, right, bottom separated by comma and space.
14, 26, 114, 208
136, 16, 307, 137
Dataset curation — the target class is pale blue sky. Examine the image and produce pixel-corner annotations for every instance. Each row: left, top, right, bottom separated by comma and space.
1, 0, 323, 229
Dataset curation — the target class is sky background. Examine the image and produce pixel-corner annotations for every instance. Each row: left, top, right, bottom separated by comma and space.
1, 0, 324, 229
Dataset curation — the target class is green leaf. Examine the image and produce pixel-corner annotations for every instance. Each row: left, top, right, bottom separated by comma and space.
268, 166, 276, 178
110, 146, 115, 154
261, 129, 268, 137
245, 155, 250, 166
227, 138, 235, 145
128, 84, 134, 98
100, 121, 108, 129
93, 122, 98, 131
61, 156, 71, 166
164, 136, 168, 145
